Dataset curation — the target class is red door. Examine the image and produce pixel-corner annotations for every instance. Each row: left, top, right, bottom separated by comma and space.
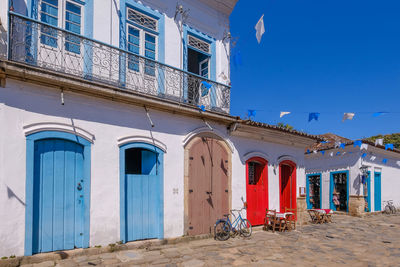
279, 161, 297, 213
246, 157, 268, 226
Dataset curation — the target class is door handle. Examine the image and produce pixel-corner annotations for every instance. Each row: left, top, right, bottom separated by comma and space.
77, 183, 82, 191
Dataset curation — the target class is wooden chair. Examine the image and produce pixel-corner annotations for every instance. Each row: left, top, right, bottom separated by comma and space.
284, 208, 296, 230
307, 209, 324, 224
265, 209, 283, 233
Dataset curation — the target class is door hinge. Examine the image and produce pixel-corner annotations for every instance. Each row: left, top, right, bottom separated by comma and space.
189, 189, 193, 193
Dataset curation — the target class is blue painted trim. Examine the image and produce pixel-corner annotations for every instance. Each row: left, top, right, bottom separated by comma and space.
374, 172, 382, 211
24, 130, 91, 256
365, 171, 371, 212
83, 0, 93, 78
119, 0, 165, 88
329, 170, 350, 212
183, 25, 217, 106
119, 142, 164, 243
306, 173, 322, 209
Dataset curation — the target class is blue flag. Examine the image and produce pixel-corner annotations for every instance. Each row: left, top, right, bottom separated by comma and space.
361, 153, 367, 158
233, 51, 243, 67
385, 144, 394, 150
306, 149, 310, 154
339, 143, 346, 149
320, 150, 325, 155
373, 112, 388, 117
248, 109, 256, 118
353, 140, 362, 148
382, 158, 388, 164
320, 141, 328, 144
308, 112, 320, 122
198, 105, 206, 112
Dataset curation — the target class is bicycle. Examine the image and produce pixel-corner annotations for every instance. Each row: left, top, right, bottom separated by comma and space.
383, 200, 396, 214
214, 208, 252, 241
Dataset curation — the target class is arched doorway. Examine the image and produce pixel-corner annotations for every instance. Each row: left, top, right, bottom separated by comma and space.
25, 131, 91, 255
246, 157, 268, 226
184, 135, 231, 235
279, 160, 297, 213
120, 143, 164, 243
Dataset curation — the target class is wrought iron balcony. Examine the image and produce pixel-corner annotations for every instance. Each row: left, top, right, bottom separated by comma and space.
7, 12, 230, 113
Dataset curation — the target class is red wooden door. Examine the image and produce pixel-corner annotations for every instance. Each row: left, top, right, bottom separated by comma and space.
246, 157, 268, 226
188, 138, 229, 235
279, 161, 297, 213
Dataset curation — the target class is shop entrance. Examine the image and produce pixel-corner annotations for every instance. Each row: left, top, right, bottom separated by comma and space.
330, 172, 348, 211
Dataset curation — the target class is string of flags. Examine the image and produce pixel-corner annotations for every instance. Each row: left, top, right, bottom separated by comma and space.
246, 109, 398, 122
306, 138, 400, 166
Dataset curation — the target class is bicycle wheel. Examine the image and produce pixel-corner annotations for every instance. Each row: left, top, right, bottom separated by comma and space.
239, 219, 252, 237
214, 221, 231, 241
391, 206, 396, 214
385, 205, 391, 214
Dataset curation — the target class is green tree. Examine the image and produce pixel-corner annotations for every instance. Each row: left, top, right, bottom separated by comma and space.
276, 122, 294, 131
365, 133, 400, 149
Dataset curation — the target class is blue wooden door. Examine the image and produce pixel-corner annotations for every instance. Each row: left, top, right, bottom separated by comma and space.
374, 172, 382, 211
365, 172, 371, 212
125, 148, 161, 241
32, 139, 85, 254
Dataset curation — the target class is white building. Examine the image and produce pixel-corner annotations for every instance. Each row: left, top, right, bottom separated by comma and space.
0, 0, 320, 257
305, 134, 400, 215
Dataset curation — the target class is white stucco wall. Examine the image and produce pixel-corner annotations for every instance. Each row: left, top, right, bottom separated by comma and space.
305, 146, 400, 211
0, 79, 307, 256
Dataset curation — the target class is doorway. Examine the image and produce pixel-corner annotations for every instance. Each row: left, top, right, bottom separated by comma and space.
120, 143, 164, 243
246, 157, 268, 226
306, 174, 321, 209
279, 161, 297, 213
186, 137, 229, 235
187, 45, 210, 104
330, 171, 348, 211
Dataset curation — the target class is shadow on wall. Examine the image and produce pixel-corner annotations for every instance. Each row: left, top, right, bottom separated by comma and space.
7, 185, 25, 206
353, 174, 361, 195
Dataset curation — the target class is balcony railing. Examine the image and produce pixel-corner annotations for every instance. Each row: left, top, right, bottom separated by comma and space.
8, 12, 230, 113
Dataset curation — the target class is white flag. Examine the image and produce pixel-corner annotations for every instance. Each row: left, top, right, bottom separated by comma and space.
397, 161, 400, 167
280, 111, 291, 118
361, 144, 368, 150
370, 155, 376, 161
342, 113, 355, 122
375, 139, 383, 146
329, 152, 334, 157
255, 14, 265, 44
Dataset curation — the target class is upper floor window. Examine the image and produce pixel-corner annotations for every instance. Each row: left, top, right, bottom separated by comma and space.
39, 0, 83, 54
126, 8, 158, 76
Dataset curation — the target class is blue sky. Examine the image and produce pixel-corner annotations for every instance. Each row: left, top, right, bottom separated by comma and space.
229, 0, 400, 139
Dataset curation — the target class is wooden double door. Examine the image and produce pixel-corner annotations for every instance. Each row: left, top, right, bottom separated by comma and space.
188, 137, 229, 235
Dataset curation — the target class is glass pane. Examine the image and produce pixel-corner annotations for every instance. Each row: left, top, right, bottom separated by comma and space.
66, 1, 81, 14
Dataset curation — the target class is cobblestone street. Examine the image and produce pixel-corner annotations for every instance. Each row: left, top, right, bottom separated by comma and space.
18, 214, 400, 267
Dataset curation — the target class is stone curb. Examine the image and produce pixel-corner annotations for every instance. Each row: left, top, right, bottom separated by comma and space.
0, 233, 213, 267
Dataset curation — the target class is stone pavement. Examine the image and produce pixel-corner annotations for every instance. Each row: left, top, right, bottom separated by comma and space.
19, 214, 400, 266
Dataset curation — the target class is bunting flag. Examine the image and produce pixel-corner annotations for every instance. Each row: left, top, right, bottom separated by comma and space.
336, 152, 341, 156
354, 140, 362, 148
306, 149, 310, 154
313, 150, 317, 154
375, 139, 384, 146
330, 152, 334, 157
373, 112, 388, 117
255, 14, 265, 43
320, 141, 328, 144
320, 150, 325, 155
280, 111, 291, 118
397, 161, 400, 167
308, 112, 320, 122
198, 105, 206, 111
382, 158, 388, 164
370, 155, 376, 161
342, 113, 355, 122
385, 144, 394, 150
233, 51, 243, 67
361, 144, 369, 150
201, 81, 212, 96
247, 109, 257, 118
339, 143, 346, 149
361, 153, 367, 158
334, 141, 341, 148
